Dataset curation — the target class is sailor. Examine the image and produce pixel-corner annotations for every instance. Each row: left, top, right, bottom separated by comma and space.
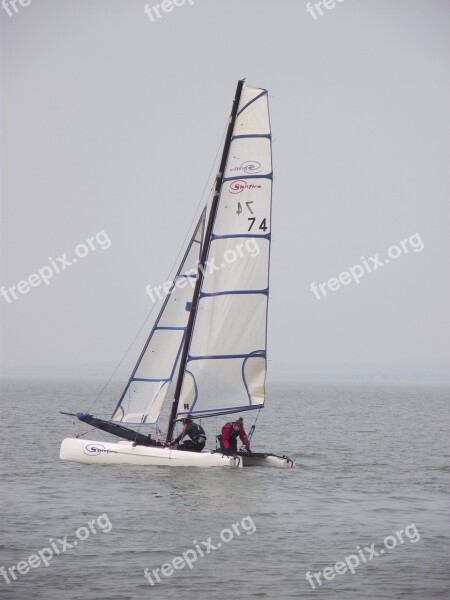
171, 417, 206, 452
220, 417, 251, 454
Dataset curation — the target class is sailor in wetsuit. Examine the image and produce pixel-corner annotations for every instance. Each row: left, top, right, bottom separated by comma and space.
170, 417, 206, 452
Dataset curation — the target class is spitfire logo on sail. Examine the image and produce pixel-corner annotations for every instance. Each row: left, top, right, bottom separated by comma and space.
229, 180, 262, 194
229, 160, 262, 174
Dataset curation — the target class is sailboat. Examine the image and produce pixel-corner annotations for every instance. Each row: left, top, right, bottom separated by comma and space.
60, 79, 294, 468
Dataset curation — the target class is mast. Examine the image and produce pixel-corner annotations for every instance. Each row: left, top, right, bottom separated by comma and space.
166, 78, 245, 442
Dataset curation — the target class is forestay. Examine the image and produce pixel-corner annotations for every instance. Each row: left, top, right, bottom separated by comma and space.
177, 85, 272, 418
112, 211, 205, 424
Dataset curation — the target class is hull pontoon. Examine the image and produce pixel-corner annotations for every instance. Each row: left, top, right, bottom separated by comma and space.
60, 438, 294, 468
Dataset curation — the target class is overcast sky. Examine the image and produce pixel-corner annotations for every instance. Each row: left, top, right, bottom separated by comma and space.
1, 0, 449, 381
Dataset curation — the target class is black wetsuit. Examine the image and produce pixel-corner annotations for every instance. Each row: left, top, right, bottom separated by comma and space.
173, 422, 206, 452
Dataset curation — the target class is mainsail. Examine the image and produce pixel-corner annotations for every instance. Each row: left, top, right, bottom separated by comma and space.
175, 84, 272, 419
111, 210, 206, 424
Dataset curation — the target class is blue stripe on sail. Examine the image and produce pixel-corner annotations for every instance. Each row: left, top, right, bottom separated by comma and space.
177, 274, 197, 279
211, 233, 271, 241
199, 289, 269, 299
131, 377, 171, 383
187, 351, 266, 362
115, 406, 125, 420
223, 173, 273, 182
237, 90, 267, 117
155, 326, 186, 331
178, 404, 264, 418
232, 134, 271, 140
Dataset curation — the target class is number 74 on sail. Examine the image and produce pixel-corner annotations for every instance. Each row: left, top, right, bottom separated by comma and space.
60, 79, 295, 469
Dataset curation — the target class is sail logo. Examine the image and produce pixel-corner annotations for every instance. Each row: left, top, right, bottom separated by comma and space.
229, 161, 262, 175
229, 180, 262, 194
83, 444, 118, 456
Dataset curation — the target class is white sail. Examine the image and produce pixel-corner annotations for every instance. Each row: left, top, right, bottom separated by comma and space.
112, 211, 205, 424
177, 85, 272, 418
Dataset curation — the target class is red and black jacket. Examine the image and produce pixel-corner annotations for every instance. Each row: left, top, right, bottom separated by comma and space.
221, 422, 250, 451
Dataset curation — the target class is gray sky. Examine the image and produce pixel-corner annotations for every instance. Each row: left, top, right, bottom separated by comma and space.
1, 0, 449, 380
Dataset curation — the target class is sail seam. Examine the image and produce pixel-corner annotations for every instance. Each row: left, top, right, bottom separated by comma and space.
199, 289, 268, 298
177, 405, 264, 417
187, 352, 266, 361
131, 377, 171, 382
232, 134, 271, 140
211, 233, 271, 241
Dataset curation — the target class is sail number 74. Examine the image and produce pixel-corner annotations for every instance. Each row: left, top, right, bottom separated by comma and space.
247, 217, 267, 232
236, 201, 268, 232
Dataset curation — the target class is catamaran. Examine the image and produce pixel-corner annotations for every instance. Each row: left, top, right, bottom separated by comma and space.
60, 79, 294, 468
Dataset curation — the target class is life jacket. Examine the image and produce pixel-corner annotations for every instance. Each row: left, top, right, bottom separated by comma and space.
188, 422, 206, 444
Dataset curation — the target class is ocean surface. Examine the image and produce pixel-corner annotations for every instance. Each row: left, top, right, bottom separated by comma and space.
1, 379, 449, 600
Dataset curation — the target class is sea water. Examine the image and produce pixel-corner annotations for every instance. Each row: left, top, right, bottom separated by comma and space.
1, 379, 449, 599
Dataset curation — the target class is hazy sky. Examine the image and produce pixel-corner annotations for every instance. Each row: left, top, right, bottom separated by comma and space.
1, 0, 449, 380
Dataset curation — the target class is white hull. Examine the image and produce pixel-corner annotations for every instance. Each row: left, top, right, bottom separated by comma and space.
60, 438, 294, 469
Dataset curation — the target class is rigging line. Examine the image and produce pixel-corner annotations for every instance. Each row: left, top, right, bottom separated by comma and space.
238, 408, 261, 452
85, 120, 229, 414
249, 408, 262, 437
